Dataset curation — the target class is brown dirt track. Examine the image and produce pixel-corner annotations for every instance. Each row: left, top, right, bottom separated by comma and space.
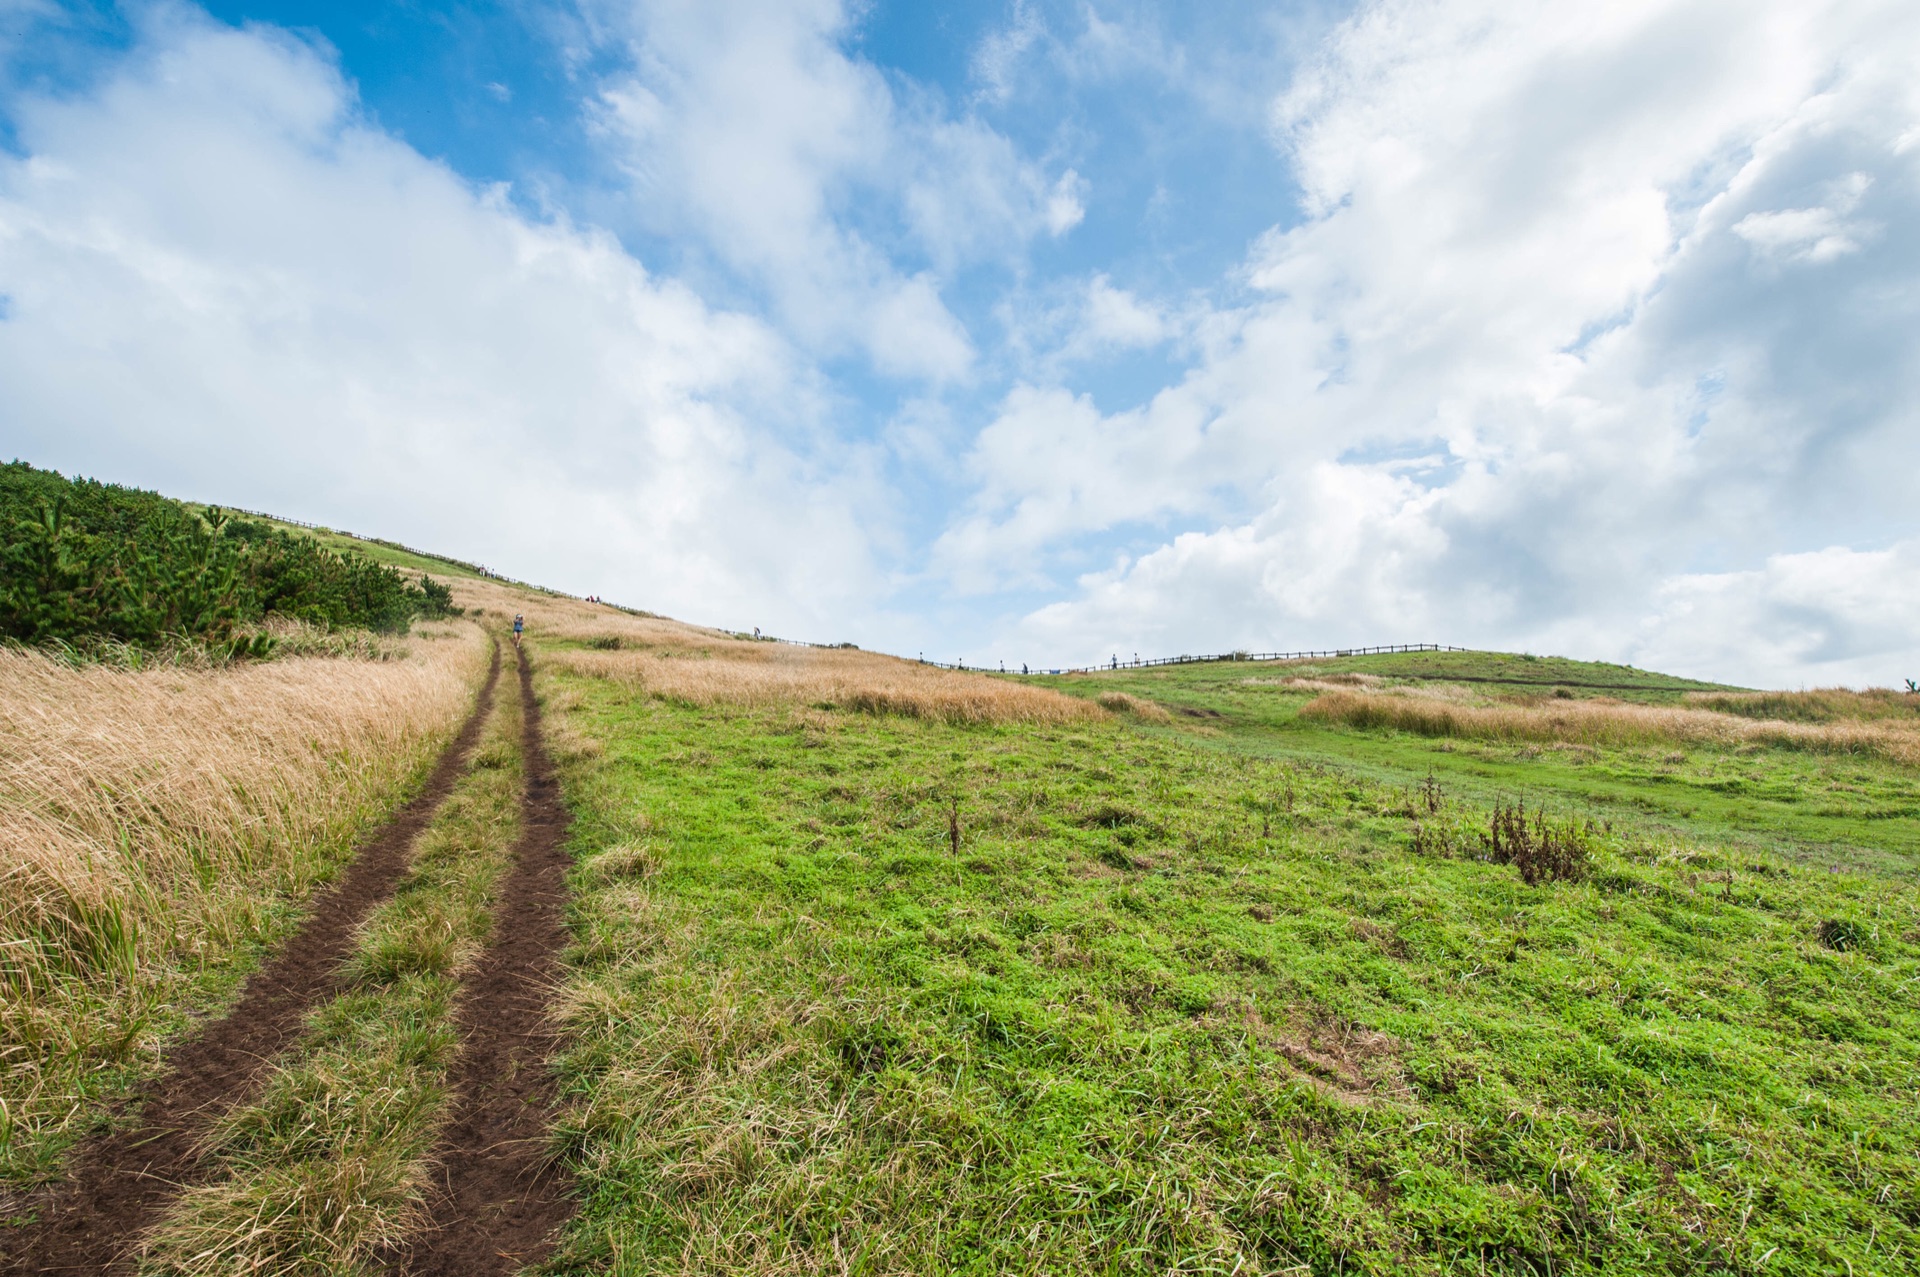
389, 641, 576, 1276
1, 641, 502, 1276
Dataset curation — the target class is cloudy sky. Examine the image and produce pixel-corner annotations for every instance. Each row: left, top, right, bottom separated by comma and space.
2, 0, 1915, 686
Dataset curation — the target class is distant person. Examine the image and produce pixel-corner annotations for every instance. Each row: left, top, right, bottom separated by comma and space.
1111, 654, 1118, 669
1022, 663, 1028, 675
513, 614, 524, 645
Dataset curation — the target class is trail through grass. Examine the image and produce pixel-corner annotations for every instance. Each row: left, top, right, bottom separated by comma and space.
136, 657, 525, 1275
0, 625, 489, 1195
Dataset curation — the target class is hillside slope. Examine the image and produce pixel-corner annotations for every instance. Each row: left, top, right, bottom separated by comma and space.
5, 490, 1915, 1276
498, 591, 1916, 1277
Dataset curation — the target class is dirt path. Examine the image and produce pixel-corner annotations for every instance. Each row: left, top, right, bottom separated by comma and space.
390, 643, 575, 1276
1, 641, 502, 1276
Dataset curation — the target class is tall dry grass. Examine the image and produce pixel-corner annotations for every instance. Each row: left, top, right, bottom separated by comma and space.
1300, 689, 1920, 765
0, 624, 490, 1185
553, 642, 1103, 726
1684, 688, 1920, 724
450, 580, 1101, 727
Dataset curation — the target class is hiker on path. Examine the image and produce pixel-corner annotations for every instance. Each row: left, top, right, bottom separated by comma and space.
513, 614, 524, 645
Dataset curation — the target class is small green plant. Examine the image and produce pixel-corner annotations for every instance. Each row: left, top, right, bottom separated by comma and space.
1817, 917, 1867, 951
223, 633, 278, 662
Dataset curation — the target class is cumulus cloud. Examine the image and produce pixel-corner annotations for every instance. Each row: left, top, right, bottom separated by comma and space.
586, 0, 1078, 382
1634, 542, 1920, 688
975, 0, 1920, 686
0, 6, 883, 634
1080, 274, 1165, 347
1731, 172, 1877, 264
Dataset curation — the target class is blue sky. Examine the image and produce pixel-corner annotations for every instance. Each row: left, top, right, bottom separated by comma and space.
2, 0, 1916, 685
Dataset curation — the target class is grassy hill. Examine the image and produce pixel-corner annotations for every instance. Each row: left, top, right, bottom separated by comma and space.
4, 496, 1915, 1276
518, 609, 1917, 1276
1018, 656, 1920, 880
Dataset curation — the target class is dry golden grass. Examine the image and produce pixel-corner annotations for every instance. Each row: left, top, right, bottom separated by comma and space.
1096, 691, 1174, 722
0, 624, 490, 1184
1685, 687, 1920, 724
454, 582, 1101, 727
1300, 689, 1920, 765
553, 642, 1104, 726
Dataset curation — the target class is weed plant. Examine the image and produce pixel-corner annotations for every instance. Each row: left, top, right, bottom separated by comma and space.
1483, 801, 1593, 885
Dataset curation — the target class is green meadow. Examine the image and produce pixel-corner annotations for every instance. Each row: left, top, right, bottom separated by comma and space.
533, 638, 1920, 1276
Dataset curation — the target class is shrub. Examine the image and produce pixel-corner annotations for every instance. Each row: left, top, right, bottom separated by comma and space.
417, 575, 459, 620
1, 462, 434, 649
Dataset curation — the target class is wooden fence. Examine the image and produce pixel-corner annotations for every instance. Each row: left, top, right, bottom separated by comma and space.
917, 643, 1469, 675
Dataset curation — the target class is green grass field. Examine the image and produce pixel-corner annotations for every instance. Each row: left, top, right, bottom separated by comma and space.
531, 638, 1919, 1275
1022, 658, 1920, 878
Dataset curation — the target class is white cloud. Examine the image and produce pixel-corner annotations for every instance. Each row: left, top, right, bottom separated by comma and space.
1044, 166, 1086, 235
972, 0, 1920, 686
1634, 542, 1920, 688
971, 0, 1045, 105
0, 6, 885, 635
1080, 274, 1164, 347
1732, 172, 1877, 263
587, 0, 1076, 383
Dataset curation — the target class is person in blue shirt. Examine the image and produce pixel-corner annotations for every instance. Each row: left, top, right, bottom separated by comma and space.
512, 614, 524, 645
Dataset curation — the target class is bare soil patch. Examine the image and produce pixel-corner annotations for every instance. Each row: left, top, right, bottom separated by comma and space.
1, 642, 501, 1276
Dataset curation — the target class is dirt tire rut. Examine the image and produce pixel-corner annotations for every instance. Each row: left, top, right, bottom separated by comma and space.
1, 640, 503, 1276
388, 641, 575, 1276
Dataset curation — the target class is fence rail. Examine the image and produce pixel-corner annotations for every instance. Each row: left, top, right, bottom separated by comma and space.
916, 643, 1469, 675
